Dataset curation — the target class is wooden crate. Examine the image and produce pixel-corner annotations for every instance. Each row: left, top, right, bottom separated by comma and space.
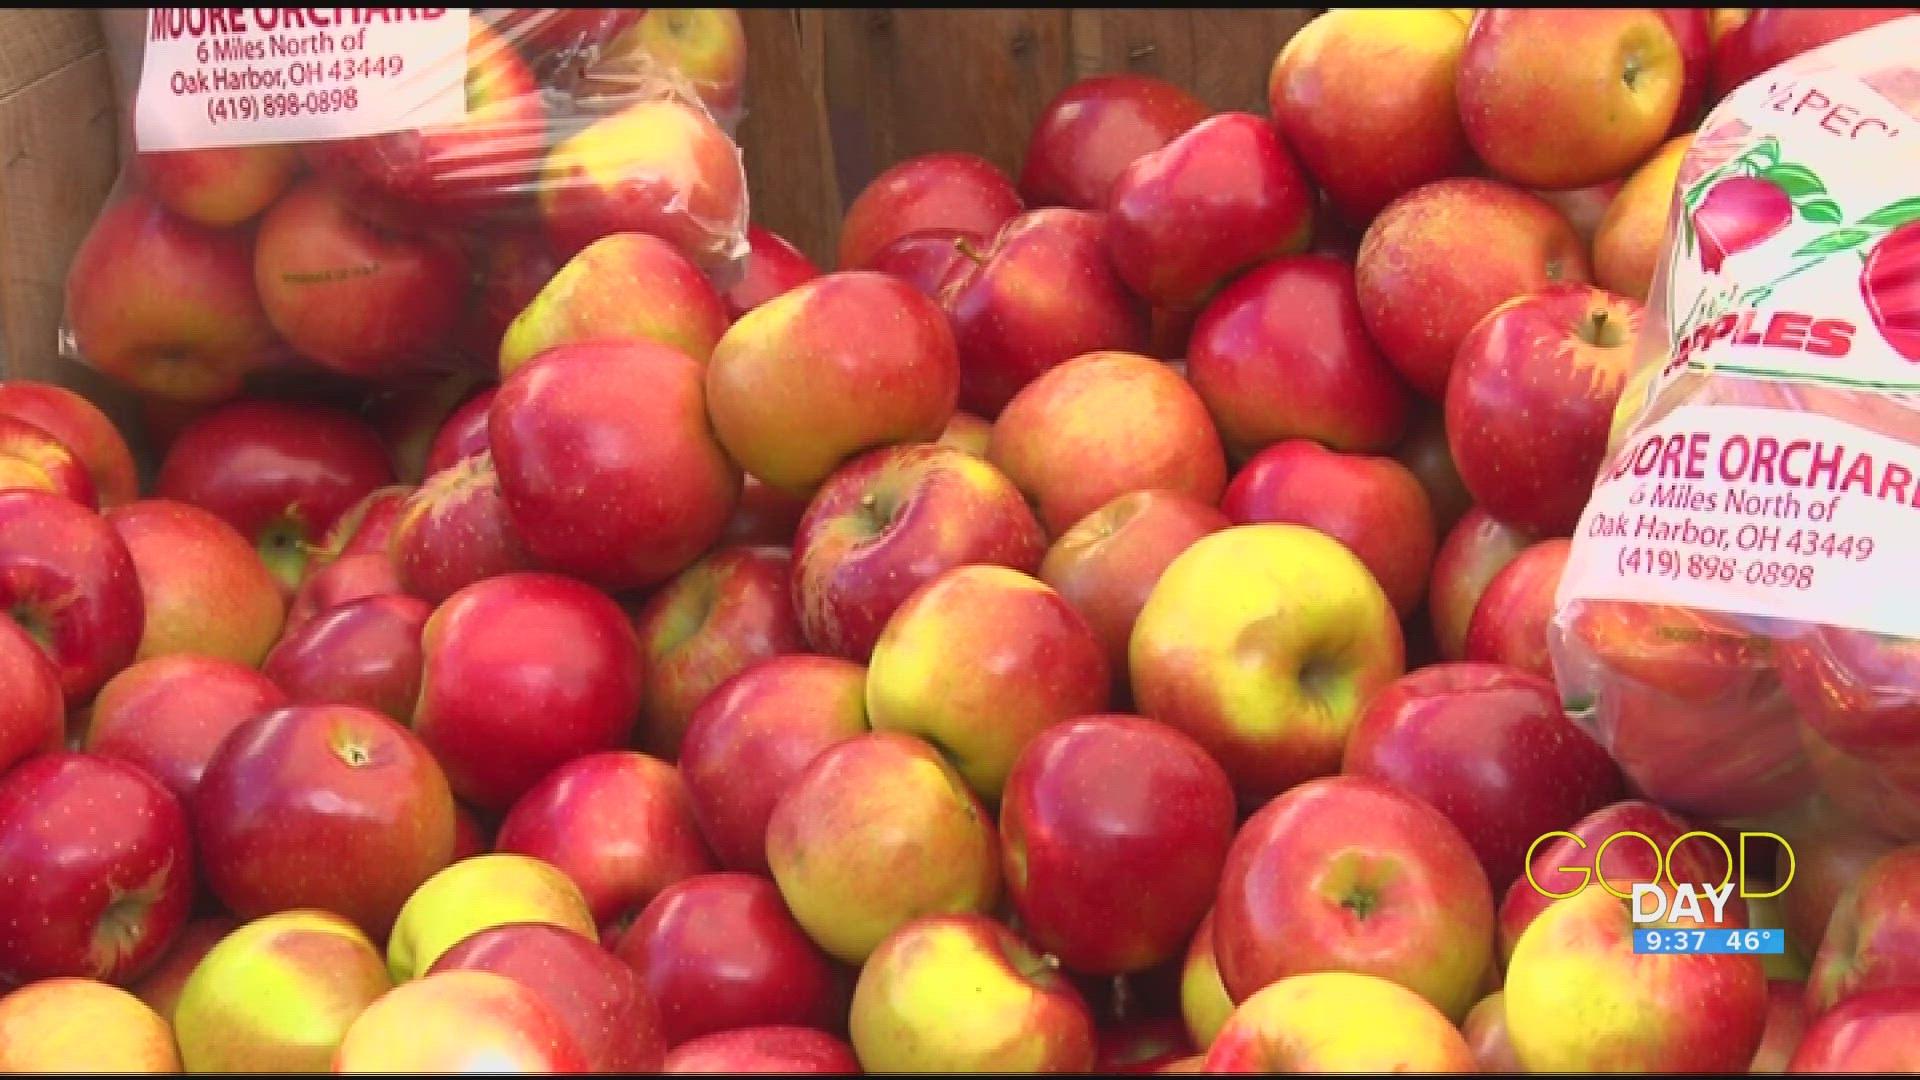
0, 8, 1316, 400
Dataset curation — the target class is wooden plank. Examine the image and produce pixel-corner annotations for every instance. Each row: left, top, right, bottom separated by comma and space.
1066, 9, 1319, 114
736, 8, 841, 268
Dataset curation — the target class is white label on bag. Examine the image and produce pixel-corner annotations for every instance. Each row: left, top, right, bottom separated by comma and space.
134, 8, 471, 152
1556, 402, 1920, 640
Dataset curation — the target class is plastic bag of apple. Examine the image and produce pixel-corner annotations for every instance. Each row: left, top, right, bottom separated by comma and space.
62, 7, 750, 405
1550, 14, 1920, 849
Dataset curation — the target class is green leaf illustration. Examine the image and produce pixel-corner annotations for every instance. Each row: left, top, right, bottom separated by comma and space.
1760, 162, 1825, 201
1798, 198, 1844, 224
1792, 227, 1876, 258
1747, 136, 1782, 169
1857, 195, 1920, 229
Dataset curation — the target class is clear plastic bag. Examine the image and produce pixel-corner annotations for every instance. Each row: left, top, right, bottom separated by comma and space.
1552, 15, 1920, 840
63, 8, 750, 404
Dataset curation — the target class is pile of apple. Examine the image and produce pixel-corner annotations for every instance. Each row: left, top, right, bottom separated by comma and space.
9, 5, 1920, 1076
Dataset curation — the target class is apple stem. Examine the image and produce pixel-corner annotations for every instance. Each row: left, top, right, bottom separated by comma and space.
953, 238, 988, 267
1111, 973, 1132, 1022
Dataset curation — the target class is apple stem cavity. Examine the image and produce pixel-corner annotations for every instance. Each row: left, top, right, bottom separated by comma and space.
954, 237, 989, 267
1581, 309, 1628, 349
8, 607, 51, 651
89, 861, 171, 977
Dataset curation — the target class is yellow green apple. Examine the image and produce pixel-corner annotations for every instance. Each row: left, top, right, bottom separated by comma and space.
1202, 971, 1476, 1071
385, 853, 597, 982
497, 231, 730, 376
0, 977, 180, 1072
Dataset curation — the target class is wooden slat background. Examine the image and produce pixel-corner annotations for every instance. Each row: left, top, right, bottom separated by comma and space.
0, 7, 1319, 395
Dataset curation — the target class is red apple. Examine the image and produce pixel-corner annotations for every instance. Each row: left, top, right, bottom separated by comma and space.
539, 96, 751, 271
1429, 509, 1534, 662
106, 499, 286, 668
1220, 438, 1438, 619
493, 750, 714, 935
1186, 254, 1413, 461
492, 340, 740, 592
1462, 535, 1571, 682
1692, 174, 1794, 275
153, 398, 396, 593
0, 489, 145, 704
1129, 523, 1406, 808
1462, 990, 1524, 1072
1777, 626, 1920, 760
365, 371, 491, 488
591, 8, 750, 130
428, 921, 665, 1072
1712, 9, 1918, 99
1095, 1016, 1196, 1075
999, 715, 1235, 975
0, 615, 63, 778
630, 545, 807, 760
1392, 404, 1474, 538
1018, 74, 1209, 212
1752, 978, 1810, 1072
1660, 9, 1715, 134
938, 410, 993, 458
136, 143, 300, 228
82, 655, 288, 801
865, 565, 1112, 800
791, 441, 1044, 663
718, 474, 811, 548
837, 152, 1023, 271
0, 753, 193, 986
262, 595, 433, 724
848, 913, 1097, 1073
311, 484, 412, 569
988, 350, 1227, 538
389, 452, 535, 605
1202, 971, 1476, 1071
1213, 773, 1495, 1021
942, 207, 1149, 418
126, 915, 238, 1025
1355, 176, 1591, 399
1447, 283, 1643, 537
304, 14, 545, 224
677, 653, 872, 876
332, 970, 588, 1072
413, 573, 643, 812
462, 229, 563, 368
616, 872, 843, 1047
64, 191, 278, 405
1267, 9, 1475, 228
0, 413, 96, 508
285, 553, 407, 638
1779, 828, 1899, 962
1457, 9, 1686, 191
252, 177, 470, 380
725, 226, 822, 320
1786, 985, 1920, 1072
1105, 112, 1315, 311
1806, 846, 1920, 1015
865, 227, 984, 300
706, 271, 961, 497
1497, 798, 1745, 964
1038, 489, 1229, 687
422, 385, 498, 478
1342, 661, 1628, 894
661, 1026, 861, 1074
192, 704, 456, 939
0, 381, 140, 508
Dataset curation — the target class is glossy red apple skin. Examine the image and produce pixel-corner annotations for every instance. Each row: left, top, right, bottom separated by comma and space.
0, 615, 64, 778
1186, 254, 1413, 460
368, 372, 491, 488
1462, 536, 1572, 682
492, 340, 740, 593
1446, 284, 1642, 538
0, 381, 140, 508
422, 386, 498, 478
1000, 715, 1236, 976
1039, 489, 1229, 689
1806, 846, 1920, 1015
331, 969, 589, 1072
677, 654, 871, 876
463, 229, 563, 368
413, 573, 645, 812
1428, 507, 1533, 661
1660, 8, 1714, 134
726, 226, 822, 320
106, 498, 287, 668
128, 914, 239, 1024
0, 752, 194, 987
1786, 985, 1920, 1072
82, 655, 289, 801
1393, 404, 1474, 539
153, 399, 397, 593
262, 595, 433, 724
630, 545, 808, 760
1019, 74, 1210, 212
791, 442, 1045, 663
1212, 773, 1495, 1022
428, 921, 666, 1072
494, 750, 714, 933
719, 475, 812, 549
312, 484, 412, 569
1497, 798, 1745, 964
661, 1026, 862, 1074
285, 552, 407, 637
1105, 112, 1316, 312
390, 452, 536, 605
865, 228, 983, 300
0, 488, 145, 704
616, 872, 844, 1048
1712, 8, 1917, 99
1221, 438, 1438, 619
1342, 662, 1628, 894
837, 152, 1024, 271
192, 704, 456, 939
942, 207, 1149, 418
